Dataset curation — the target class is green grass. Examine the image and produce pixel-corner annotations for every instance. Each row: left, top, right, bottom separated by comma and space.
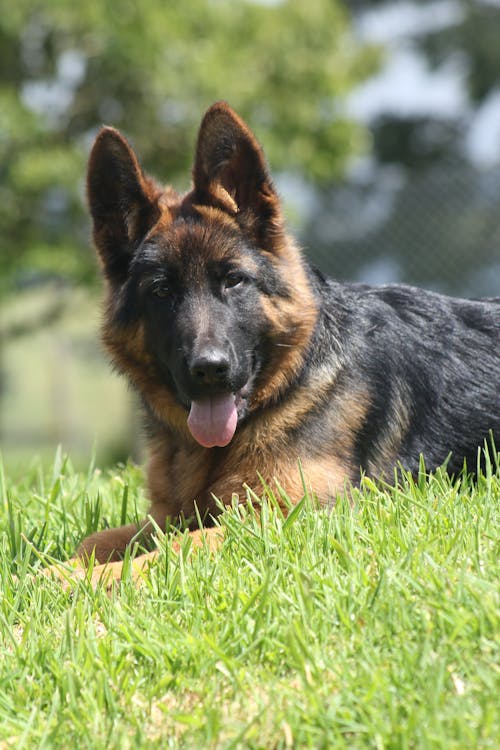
0, 450, 499, 749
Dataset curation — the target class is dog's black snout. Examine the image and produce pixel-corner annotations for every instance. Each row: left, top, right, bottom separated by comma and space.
189, 348, 231, 386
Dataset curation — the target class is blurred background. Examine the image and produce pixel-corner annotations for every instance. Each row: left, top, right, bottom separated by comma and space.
1, 0, 499, 471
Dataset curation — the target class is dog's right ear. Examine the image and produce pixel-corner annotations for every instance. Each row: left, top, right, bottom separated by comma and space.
87, 128, 160, 283
192, 102, 285, 247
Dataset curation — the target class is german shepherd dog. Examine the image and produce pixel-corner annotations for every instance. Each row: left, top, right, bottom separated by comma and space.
74, 102, 499, 581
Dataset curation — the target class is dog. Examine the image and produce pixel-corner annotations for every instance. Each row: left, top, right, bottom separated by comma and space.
69, 101, 499, 583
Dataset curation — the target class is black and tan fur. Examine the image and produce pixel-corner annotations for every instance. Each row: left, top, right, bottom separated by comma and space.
74, 102, 499, 580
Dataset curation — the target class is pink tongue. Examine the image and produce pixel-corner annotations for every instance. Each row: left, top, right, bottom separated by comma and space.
187, 393, 238, 448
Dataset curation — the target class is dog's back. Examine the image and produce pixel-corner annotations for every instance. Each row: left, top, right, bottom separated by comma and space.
308, 276, 500, 476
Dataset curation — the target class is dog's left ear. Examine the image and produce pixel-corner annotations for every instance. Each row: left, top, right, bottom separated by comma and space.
193, 102, 284, 246
87, 128, 160, 284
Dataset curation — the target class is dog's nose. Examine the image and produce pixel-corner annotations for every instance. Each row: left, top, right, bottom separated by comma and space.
189, 348, 231, 386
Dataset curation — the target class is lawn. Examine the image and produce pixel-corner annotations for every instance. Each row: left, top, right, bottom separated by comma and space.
0, 449, 498, 749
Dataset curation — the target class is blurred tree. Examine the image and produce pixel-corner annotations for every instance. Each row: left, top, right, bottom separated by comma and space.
421, 1, 500, 104
303, 0, 500, 296
0, 0, 379, 296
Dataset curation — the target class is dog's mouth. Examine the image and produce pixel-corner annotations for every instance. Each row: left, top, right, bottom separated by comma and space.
187, 384, 251, 449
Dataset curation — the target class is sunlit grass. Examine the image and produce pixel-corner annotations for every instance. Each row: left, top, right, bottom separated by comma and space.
0, 449, 499, 748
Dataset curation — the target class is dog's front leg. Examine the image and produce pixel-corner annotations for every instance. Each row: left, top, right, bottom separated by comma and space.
77, 522, 145, 564
43, 524, 224, 590
40, 519, 156, 589
41, 548, 159, 590
76, 496, 176, 564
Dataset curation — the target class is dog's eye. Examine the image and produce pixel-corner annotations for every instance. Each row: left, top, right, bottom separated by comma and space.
224, 273, 244, 290
152, 285, 169, 298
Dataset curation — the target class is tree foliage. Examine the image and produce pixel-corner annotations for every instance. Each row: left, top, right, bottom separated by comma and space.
0, 0, 379, 294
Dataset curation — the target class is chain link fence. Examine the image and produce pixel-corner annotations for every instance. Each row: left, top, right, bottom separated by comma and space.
303, 155, 500, 298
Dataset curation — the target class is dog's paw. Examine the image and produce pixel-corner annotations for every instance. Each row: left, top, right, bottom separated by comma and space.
41, 552, 158, 592
38, 528, 223, 592
39, 558, 88, 591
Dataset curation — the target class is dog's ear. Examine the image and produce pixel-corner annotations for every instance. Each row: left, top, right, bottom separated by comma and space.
193, 102, 284, 246
87, 128, 160, 283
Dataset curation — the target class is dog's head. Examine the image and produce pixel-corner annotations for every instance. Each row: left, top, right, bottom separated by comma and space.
87, 103, 317, 447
